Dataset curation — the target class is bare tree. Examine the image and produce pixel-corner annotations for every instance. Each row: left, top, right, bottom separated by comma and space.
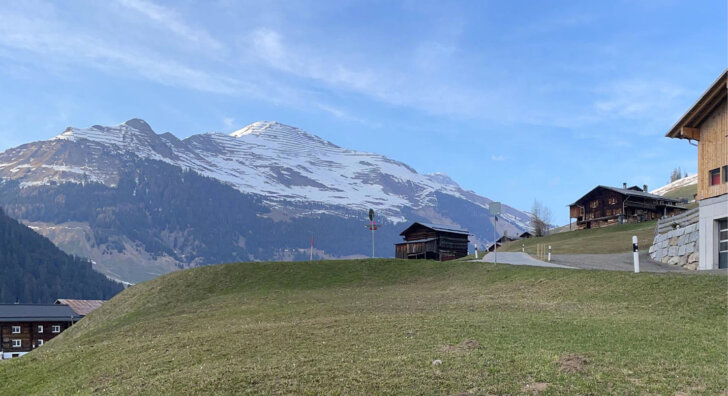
530, 200, 551, 237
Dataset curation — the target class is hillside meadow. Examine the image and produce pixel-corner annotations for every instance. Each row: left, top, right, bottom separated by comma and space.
0, 259, 726, 394
501, 221, 658, 255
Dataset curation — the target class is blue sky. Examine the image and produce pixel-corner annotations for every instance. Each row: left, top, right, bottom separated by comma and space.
0, 0, 725, 225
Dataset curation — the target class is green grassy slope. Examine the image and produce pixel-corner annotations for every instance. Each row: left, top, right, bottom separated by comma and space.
662, 183, 698, 201
0, 260, 725, 395
502, 221, 657, 255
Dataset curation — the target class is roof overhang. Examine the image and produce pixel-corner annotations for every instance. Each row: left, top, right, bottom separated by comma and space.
0, 316, 81, 322
666, 69, 728, 140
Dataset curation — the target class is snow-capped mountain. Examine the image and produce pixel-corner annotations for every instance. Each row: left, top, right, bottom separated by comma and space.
0, 119, 531, 283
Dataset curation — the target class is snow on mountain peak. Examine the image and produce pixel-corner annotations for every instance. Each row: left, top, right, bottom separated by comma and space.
426, 172, 458, 187
230, 121, 281, 137
230, 121, 340, 149
11, 118, 531, 230
53, 118, 157, 143
122, 118, 154, 134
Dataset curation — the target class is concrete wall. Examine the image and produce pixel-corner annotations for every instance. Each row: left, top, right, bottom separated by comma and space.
698, 194, 727, 270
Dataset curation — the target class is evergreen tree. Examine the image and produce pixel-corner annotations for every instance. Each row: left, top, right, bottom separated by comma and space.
0, 207, 123, 303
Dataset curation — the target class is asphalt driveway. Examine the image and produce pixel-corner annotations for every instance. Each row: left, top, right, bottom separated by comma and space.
479, 252, 574, 269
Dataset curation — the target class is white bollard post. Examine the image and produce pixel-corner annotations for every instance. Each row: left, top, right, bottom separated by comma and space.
548, 245, 551, 262
632, 235, 639, 273
522, 243, 525, 253
474, 245, 478, 259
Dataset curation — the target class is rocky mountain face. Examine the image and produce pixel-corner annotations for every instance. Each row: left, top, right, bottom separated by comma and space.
0, 119, 531, 283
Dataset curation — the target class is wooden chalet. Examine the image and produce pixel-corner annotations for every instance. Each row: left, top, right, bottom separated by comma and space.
485, 242, 501, 252
666, 69, 728, 269
395, 222, 469, 261
496, 235, 518, 244
0, 304, 82, 359
519, 231, 534, 239
569, 184, 686, 229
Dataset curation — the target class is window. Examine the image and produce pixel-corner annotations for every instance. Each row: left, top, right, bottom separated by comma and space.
51, 325, 61, 333
11, 326, 20, 334
590, 200, 599, 209
608, 197, 617, 205
11, 339, 21, 348
37, 325, 43, 333
37, 339, 44, 346
709, 168, 720, 186
723, 166, 728, 183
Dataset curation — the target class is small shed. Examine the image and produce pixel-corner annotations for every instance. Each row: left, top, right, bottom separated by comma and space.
395, 222, 469, 261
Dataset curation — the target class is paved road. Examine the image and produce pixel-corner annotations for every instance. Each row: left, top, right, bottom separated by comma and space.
551, 252, 728, 273
479, 252, 574, 269
478, 251, 727, 274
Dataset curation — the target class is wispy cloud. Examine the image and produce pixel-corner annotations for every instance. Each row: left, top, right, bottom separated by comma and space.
243, 27, 488, 118
491, 155, 506, 161
117, 0, 224, 52
593, 79, 689, 120
0, 3, 242, 95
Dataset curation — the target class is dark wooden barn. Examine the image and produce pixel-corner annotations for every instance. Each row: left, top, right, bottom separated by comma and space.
395, 222, 469, 261
569, 184, 686, 230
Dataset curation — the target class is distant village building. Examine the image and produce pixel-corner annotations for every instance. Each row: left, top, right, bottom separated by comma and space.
485, 242, 501, 252
666, 69, 727, 269
54, 299, 106, 316
569, 184, 686, 230
496, 235, 518, 244
519, 231, 534, 239
0, 304, 82, 359
395, 222, 469, 261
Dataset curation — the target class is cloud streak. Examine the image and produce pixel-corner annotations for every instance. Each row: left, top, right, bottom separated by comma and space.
117, 0, 224, 52
243, 27, 489, 118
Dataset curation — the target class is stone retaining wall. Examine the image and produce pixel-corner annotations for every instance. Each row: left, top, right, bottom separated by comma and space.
649, 209, 699, 270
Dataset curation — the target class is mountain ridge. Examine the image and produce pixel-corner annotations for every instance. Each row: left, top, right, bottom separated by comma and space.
0, 118, 531, 283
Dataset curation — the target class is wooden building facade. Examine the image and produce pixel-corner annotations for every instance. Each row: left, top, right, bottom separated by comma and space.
0, 304, 82, 359
569, 184, 686, 230
395, 222, 469, 261
666, 69, 728, 269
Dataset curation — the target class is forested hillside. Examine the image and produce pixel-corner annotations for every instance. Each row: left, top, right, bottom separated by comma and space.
0, 208, 123, 303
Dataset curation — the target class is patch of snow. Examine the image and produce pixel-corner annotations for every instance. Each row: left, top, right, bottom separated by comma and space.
651, 174, 697, 196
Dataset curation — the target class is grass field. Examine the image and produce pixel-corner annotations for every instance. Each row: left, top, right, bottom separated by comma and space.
1, 259, 726, 395
662, 183, 698, 201
501, 221, 658, 255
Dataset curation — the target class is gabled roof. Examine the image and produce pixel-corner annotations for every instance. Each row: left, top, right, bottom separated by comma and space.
394, 238, 438, 245
399, 222, 469, 236
666, 69, 727, 139
0, 304, 82, 322
569, 185, 682, 206
55, 299, 106, 316
519, 231, 533, 237
496, 235, 518, 243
